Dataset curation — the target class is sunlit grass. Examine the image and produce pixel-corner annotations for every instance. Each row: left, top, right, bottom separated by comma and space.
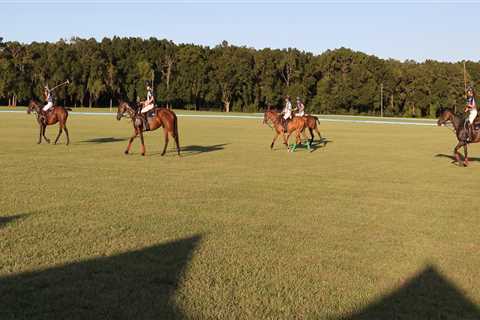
0, 112, 479, 319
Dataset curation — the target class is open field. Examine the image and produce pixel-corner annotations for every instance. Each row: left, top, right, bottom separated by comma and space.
1, 112, 479, 319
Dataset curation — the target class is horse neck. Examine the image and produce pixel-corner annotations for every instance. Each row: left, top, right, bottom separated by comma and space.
449, 112, 462, 131
267, 111, 281, 124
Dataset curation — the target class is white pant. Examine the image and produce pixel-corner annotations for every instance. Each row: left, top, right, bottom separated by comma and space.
141, 103, 154, 113
295, 111, 305, 117
468, 108, 478, 124
42, 102, 53, 112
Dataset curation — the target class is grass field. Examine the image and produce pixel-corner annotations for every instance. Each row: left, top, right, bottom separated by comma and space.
1, 111, 479, 319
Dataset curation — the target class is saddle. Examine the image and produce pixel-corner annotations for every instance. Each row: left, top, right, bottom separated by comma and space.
138, 109, 157, 131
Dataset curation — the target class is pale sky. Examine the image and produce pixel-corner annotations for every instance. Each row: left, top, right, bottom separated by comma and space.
1, 1, 478, 62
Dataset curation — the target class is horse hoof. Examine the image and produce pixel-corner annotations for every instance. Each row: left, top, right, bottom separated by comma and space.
124, 150, 129, 155
141, 153, 145, 156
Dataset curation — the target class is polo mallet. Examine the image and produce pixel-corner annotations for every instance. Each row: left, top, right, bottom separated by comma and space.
50, 79, 70, 91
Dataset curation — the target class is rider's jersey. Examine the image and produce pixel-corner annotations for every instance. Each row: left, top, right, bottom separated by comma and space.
45, 90, 53, 103
297, 102, 305, 112
283, 101, 292, 113
467, 96, 476, 110
147, 90, 154, 102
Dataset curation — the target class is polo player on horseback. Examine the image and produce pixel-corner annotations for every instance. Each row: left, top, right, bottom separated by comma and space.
465, 86, 477, 141
139, 84, 155, 130
282, 95, 293, 132
294, 96, 305, 116
39, 85, 54, 123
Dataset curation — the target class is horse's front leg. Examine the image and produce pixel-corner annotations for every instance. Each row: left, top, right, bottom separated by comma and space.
139, 130, 146, 156
284, 131, 292, 151
37, 124, 43, 144
463, 144, 469, 166
125, 128, 138, 155
42, 125, 50, 144
453, 141, 465, 166
270, 131, 279, 150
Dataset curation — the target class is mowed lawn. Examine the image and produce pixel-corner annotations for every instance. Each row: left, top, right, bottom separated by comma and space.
0, 111, 479, 319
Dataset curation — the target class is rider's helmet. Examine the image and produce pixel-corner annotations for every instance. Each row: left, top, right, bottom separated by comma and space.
467, 86, 475, 96
285, 95, 290, 100
296, 96, 301, 101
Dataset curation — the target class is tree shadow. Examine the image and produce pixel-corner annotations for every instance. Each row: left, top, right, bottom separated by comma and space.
0, 214, 28, 229
81, 137, 128, 144
435, 153, 480, 162
0, 235, 201, 320
338, 265, 480, 320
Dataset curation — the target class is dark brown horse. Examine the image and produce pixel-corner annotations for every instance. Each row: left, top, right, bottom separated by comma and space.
299, 114, 322, 144
437, 108, 480, 166
27, 100, 71, 145
116, 101, 180, 156
263, 110, 307, 152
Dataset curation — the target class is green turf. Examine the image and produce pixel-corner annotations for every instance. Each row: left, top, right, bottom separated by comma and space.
1, 112, 479, 319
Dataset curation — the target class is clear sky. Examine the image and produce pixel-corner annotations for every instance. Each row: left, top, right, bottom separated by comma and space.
1, 1, 478, 62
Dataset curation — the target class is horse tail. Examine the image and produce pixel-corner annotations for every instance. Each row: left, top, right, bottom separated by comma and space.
65, 107, 72, 111
315, 116, 320, 125
173, 113, 180, 154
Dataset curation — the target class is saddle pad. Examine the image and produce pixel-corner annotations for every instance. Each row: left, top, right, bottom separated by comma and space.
147, 109, 156, 118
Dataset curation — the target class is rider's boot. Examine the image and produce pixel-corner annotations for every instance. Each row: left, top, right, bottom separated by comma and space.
143, 113, 149, 131
283, 119, 288, 132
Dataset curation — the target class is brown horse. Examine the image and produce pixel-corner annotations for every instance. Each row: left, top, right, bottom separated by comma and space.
437, 108, 480, 166
304, 115, 322, 144
27, 100, 71, 145
263, 109, 307, 152
116, 101, 180, 156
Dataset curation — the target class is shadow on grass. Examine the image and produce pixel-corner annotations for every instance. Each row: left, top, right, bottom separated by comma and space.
0, 235, 201, 320
81, 137, 128, 144
148, 143, 228, 157
181, 144, 228, 156
435, 153, 480, 162
338, 265, 480, 320
0, 214, 28, 229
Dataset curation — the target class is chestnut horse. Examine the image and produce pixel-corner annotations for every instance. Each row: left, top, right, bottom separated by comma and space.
116, 101, 180, 156
27, 100, 71, 145
437, 108, 480, 166
263, 110, 307, 152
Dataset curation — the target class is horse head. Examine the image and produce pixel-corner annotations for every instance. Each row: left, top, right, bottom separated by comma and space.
116, 100, 135, 121
27, 100, 40, 114
437, 108, 455, 126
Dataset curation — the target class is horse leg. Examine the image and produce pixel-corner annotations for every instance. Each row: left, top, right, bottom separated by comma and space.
284, 131, 292, 151
54, 125, 63, 145
453, 141, 465, 166
270, 132, 279, 150
161, 128, 169, 156
139, 130, 146, 156
463, 144, 469, 166
309, 127, 314, 145
43, 125, 50, 144
315, 126, 322, 141
64, 125, 70, 146
125, 129, 138, 155
171, 130, 180, 157
37, 125, 43, 144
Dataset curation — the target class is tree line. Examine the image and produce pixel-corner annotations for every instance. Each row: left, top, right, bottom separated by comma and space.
0, 36, 478, 117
